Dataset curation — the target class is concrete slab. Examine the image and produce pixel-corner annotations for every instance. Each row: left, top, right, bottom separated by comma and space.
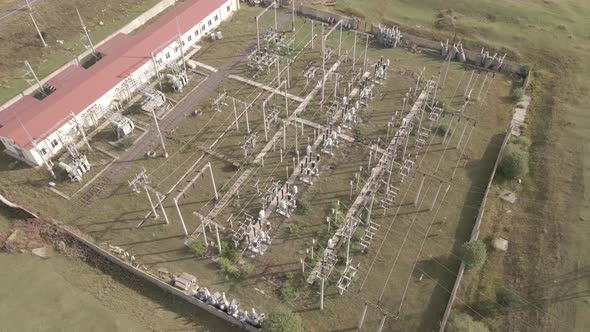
499, 190, 517, 204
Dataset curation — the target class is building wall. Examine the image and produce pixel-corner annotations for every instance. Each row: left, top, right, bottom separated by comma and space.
10, 0, 239, 167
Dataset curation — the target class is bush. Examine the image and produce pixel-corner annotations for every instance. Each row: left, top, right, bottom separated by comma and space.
496, 287, 522, 308
511, 87, 524, 102
436, 123, 451, 137
278, 273, 301, 303
499, 144, 529, 179
447, 312, 490, 332
434, 99, 449, 110
240, 262, 255, 278
460, 240, 487, 270
511, 136, 531, 149
261, 307, 304, 332
296, 199, 312, 215
353, 124, 369, 139
190, 241, 205, 256
117, 137, 134, 149
287, 222, 302, 236
217, 257, 241, 279
520, 64, 531, 78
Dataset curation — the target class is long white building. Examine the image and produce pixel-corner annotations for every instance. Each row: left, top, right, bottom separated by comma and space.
0, 0, 239, 167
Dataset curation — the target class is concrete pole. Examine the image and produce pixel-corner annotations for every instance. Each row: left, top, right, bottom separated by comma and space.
363, 34, 369, 73
245, 103, 251, 133
256, 17, 260, 51
280, 148, 283, 162
321, 33, 326, 100
276, 56, 281, 86
145, 185, 158, 218
283, 122, 287, 149
158, 192, 170, 224
284, 79, 289, 117
430, 182, 443, 211
456, 122, 468, 149
30, 13, 47, 47
301, 258, 305, 273
367, 195, 374, 224
338, 23, 343, 57
378, 315, 387, 332
350, 180, 354, 199
464, 71, 475, 97
368, 149, 373, 170
263, 101, 268, 141
71, 112, 92, 151
208, 162, 219, 200
274, 0, 278, 31
150, 107, 168, 158
201, 217, 208, 247
358, 303, 369, 330
415, 175, 425, 206
346, 233, 351, 266
286, 166, 289, 179
311, 21, 314, 49
320, 278, 325, 310
233, 98, 239, 130
352, 31, 357, 72
173, 198, 188, 236
215, 224, 222, 255
292, 0, 295, 31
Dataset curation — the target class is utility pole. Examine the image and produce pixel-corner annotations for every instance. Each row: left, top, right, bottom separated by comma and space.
30, 13, 47, 47
150, 107, 168, 158
24, 60, 44, 95
175, 16, 187, 73
76, 8, 96, 56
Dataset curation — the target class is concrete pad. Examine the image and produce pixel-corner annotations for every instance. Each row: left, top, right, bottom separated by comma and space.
499, 190, 517, 204
492, 237, 509, 252
31, 246, 50, 259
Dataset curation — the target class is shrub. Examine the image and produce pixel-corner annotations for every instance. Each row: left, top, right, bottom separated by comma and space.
499, 144, 529, 179
117, 137, 134, 149
519, 64, 531, 78
447, 312, 490, 332
436, 123, 451, 137
278, 273, 301, 303
261, 307, 304, 332
217, 257, 241, 279
496, 287, 522, 308
460, 240, 487, 270
287, 222, 302, 236
434, 99, 449, 110
240, 262, 255, 278
511, 136, 531, 149
296, 199, 312, 215
353, 124, 369, 139
190, 241, 205, 256
511, 87, 524, 102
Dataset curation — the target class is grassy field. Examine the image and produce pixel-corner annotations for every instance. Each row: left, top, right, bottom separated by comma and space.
0, 6, 517, 332
305, 0, 590, 330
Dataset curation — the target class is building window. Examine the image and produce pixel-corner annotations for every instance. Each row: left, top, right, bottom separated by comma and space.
195, 30, 199, 36
166, 52, 171, 59
50, 139, 58, 148
188, 35, 192, 42
156, 59, 163, 65
227, 5, 230, 12
174, 46, 179, 52
181, 40, 186, 46
41, 148, 47, 155
201, 25, 206, 31
208, 20, 212, 26
214, 15, 218, 21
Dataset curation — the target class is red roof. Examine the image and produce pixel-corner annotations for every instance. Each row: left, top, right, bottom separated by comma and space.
0, 0, 227, 149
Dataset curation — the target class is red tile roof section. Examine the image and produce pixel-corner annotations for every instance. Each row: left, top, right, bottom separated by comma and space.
0, 0, 227, 149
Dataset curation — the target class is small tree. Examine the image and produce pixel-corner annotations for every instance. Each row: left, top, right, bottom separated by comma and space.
447, 312, 490, 332
519, 64, 531, 78
499, 144, 529, 179
434, 99, 449, 110
261, 307, 304, 332
460, 240, 487, 270
511, 87, 524, 102
496, 286, 522, 308
296, 199, 312, 215
190, 241, 205, 256
436, 123, 451, 137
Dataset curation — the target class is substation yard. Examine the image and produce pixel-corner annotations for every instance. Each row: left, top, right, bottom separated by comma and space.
0, 7, 513, 331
